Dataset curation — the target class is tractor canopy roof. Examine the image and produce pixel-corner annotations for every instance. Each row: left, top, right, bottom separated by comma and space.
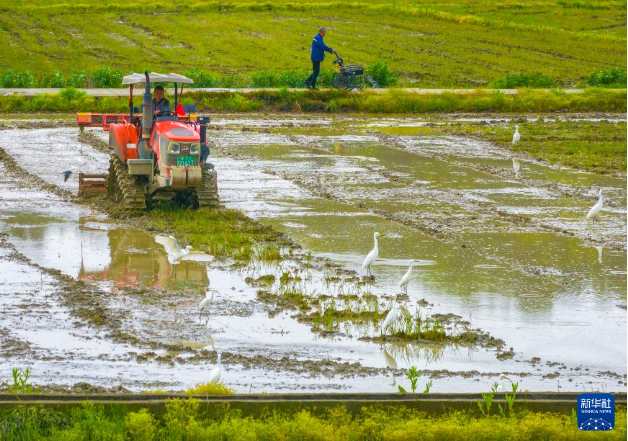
122, 72, 194, 85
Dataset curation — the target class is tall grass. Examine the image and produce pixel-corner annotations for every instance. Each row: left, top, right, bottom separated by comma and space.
0, 88, 624, 113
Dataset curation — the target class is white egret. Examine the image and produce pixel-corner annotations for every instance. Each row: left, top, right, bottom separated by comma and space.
512, 158, 520, 178
362, 232, 380, 277
586, 190, 604, 222
208, 352, 223, 384
155, 235, 191, 264
381, 297, 401, 335
496, 374, 511, 392
398, 260, 418, 293
155, 235, 214, 266
199, 290, 218, 320
512, 125, 520, 144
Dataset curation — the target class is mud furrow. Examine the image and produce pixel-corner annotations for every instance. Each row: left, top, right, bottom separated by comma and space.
373, 130, 626, 207
289, 131, 624, 250
0, 146, 74, 201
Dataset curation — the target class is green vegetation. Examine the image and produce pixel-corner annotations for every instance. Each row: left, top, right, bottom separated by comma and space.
0, 0, 625, 87
0, 88, 625, 114
185, 383, 235, 396
5, 368, 40, 395
1, 400, 626, 440
587, 67, 628, 88
0, 62, 398, 89
388, 310, 448, 342
397, 366, 428, 394
437, 119, 627, 174
143, 208, 289, 263
489, 73, 556, 89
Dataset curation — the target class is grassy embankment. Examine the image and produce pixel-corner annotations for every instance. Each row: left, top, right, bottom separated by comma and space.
0, 88, 625, 113
0, 0, 625, 87
1, 400, 626, 440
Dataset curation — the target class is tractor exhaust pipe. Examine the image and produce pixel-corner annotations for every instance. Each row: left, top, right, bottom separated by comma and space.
142, 71, 152, 139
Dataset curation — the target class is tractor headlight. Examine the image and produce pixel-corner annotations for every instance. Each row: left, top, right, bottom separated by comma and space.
189, 142, 200, 155
168, 142, 180, 155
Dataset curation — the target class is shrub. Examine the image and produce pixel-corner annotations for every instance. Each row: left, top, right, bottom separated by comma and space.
1, 70, 36, 88
58, 87, 87, 101
280, 69, 311, 87
250, 70, 282, 88
123, 409, 156, 441
91, 66, 123, 88
185, 68, 220, 87
365, 61, 399, 87
489, 73, 555, 88
586, 67, 627, 88
217, 74, 245, 88
185, 382, 235, 395
40, 72, 66, 88
66, 71, 88, 88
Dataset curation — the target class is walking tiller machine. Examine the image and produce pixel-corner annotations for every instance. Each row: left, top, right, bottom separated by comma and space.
332, 54, 379, 91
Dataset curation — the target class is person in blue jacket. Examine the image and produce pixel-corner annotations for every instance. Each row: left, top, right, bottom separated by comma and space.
305, 27, 337, 90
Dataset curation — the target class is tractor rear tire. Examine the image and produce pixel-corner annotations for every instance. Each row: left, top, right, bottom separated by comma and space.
109, 155, 147, 210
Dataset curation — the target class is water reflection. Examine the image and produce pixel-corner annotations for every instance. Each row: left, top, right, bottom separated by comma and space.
78, 228, 209, 292
1, 211, 209, 293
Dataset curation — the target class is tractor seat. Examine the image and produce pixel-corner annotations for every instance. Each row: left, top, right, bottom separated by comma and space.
156, 116, 178, 122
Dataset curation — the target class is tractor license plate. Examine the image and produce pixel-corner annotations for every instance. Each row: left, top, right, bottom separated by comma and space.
177, 156, 195, 166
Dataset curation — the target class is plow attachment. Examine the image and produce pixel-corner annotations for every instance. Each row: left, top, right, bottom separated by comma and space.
78, 173, 107, 195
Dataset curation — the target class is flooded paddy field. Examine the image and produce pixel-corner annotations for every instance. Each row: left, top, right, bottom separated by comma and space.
0, 114, 625, 394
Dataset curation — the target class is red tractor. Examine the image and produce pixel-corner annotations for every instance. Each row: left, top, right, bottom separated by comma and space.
77, 72, 218, 209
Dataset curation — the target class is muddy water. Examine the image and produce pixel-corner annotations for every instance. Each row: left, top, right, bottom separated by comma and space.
0, 115, 626, 393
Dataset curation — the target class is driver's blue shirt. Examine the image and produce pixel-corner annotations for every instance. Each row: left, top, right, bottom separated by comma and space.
152, 98, 171, 115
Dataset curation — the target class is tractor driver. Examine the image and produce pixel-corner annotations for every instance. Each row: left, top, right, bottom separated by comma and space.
152, 85, 171, 117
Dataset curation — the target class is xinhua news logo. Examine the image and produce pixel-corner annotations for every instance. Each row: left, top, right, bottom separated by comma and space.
577, 393, 615, 431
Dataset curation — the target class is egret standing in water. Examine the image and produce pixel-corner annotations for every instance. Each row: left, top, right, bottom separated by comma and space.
398, 260, 418, 294
512, 158, 521, 178
381, 296, 401, 335
512, 125, 520, 144
199, 290, 218, 321
586, 189, 604, 223
208, 352, 223, 384
362, 232, 380, 278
